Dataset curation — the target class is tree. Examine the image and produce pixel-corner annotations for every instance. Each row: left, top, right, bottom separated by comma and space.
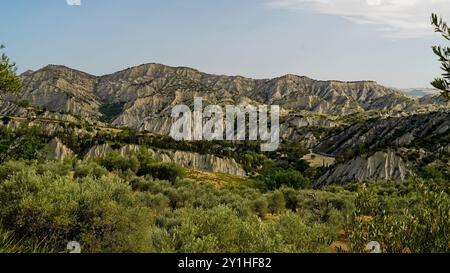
431, 14, 450, 100
261, 169, 311, 190
282, 188, 299, 212
267, 190, 286, 215
0, 44, 22, 94
252, 197, 268, 218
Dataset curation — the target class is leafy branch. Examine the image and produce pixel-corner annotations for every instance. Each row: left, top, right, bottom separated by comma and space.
0, 44, 22, 94
431, 14, 450, 100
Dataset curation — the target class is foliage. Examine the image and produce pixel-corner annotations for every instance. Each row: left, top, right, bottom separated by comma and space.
98, 150, 185, 183
431, 14, 450, 100
267, 190, 286, 215
100, 151, 140, 173
164, 206, 285, 253
18, 100, 30, 108
0, 156, 447, 253
0, 44, 22, 94
74, 161, 109, 179
421, 164, 447, 181
345, 179, 450, 253
260, 169, 311, 190
252, 197, 268, 218
99, 102, 125, 122
0, 226, 50, 253
0, 125, 49, 163
0, 166, 152, 253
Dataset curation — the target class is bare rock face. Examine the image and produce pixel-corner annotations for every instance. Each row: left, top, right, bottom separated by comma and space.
0, 100, 29, 117
315, 151, 409, 187
15, 65, 101, 120
6, 63, 446, 139
419, 94, 450, 107
315, 111, 450, 157
47, 138, 73, 161
84, 144, 246, 176
149, 150, 246, 177
84, 144, 113, 159
299, 132, 319, 149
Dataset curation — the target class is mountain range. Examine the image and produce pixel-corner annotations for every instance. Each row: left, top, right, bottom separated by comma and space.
0, 63, 449, 185
1, 63, 448, 136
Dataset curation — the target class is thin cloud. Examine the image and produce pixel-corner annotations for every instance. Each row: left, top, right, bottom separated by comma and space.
268, 0, 450, 38
66, 0, 81, 6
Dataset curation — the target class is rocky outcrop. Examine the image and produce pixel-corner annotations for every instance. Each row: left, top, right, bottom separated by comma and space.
12, 65, 101, 120
150, 150, 246, 177
47, 138, 73, 161
419, 94, 450, 106
315, 111, 450, 156
84, 144, 113, 159
0, 100, 29, 117
315, 151, 409, 187
84, 144, 246, 176
8, 63, 447, 138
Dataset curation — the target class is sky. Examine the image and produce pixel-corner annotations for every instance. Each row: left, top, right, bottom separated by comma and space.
0, 0, 449, 88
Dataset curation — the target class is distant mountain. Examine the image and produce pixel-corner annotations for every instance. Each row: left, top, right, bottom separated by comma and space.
402, 88, 440, 97
0, 63, 448, 138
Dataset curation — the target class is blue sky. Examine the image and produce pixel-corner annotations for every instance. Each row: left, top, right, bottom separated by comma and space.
0, 0, 448, 88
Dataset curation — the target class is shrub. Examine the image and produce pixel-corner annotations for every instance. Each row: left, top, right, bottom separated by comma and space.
0, 226, 51, 253
260, 169, 311, 190
170, 206, 284, 253
0, 161, 30, 182
0, 126, 48, 163
267, 190, 286, 215
421, 165, 445, 180
252, 197, 268, 218
281, 188, 300, 212
270, 212, 336, 253
74, 161, 109, 179
100, 151, 140, 173
0, 168, 152, 253
140, 193, 170, 212
18, 100, 30, 108
1, 116, 11, 126
138, 162, 185, 183
346, 180, 450, 253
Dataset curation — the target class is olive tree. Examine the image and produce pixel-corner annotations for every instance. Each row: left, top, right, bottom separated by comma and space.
431, 14, 450, 100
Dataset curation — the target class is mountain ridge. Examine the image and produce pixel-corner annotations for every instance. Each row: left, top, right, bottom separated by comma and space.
3, 62, 447, 138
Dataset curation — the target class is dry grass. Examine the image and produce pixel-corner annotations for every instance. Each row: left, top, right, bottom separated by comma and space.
302, 153, 336, 168
185, 169, 254, 187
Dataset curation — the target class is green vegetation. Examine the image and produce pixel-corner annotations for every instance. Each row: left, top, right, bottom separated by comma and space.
0, 227, 50, 253
17, 99, 31, 108
259, 169, 311, 190
0, 125, 49, 163
0, 118, 447, 253
431, 14, 450, 100
346, 180, 449, 253
99, 150, 185, 183
99, 102, 126, 122
0, 153, 447, 253
0, 44, 22, 94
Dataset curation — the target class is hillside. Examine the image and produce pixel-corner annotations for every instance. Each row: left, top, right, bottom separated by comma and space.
0, 64, 448, 254
0, 63, 447, 136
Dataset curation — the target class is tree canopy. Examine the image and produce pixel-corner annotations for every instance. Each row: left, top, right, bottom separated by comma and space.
0, 44, 22, 94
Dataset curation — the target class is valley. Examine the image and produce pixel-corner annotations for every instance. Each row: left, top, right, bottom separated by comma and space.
0, 63, 448, 254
